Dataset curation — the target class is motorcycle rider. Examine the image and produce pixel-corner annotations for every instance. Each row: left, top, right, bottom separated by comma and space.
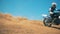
49, 2, 57, 19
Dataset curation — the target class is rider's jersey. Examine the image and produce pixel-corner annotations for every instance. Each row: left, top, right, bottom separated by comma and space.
49, 6, 56, 14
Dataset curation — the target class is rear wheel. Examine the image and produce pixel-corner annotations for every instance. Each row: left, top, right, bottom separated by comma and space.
43, 18, 52, 27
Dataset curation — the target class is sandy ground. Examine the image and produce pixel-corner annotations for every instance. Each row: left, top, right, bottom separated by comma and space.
0, 14, 60, 34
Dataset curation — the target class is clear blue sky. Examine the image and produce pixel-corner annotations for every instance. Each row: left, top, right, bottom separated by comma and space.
0, 0, 60, 20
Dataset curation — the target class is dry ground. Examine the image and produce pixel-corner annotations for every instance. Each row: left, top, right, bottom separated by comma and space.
0, 14, 60, 34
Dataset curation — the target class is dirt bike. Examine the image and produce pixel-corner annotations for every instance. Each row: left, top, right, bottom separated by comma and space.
42, 9, 60, 27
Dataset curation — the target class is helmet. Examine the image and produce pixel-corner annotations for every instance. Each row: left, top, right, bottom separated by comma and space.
52, 2, 57, 6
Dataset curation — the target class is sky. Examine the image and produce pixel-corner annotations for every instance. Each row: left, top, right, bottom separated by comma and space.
0, 0, 60, 20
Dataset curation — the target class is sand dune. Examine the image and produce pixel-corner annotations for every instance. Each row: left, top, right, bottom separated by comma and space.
0, 14, 60, 34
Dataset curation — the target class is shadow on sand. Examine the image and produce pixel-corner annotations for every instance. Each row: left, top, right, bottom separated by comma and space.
51, 26, 60, 30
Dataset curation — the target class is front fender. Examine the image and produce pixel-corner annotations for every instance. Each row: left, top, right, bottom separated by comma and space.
42, 14, 48, 18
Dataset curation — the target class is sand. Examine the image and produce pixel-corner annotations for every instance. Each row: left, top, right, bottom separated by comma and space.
0, 14, 60, 34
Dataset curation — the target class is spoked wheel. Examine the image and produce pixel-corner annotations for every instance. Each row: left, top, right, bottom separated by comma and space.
43, 18, 52, 27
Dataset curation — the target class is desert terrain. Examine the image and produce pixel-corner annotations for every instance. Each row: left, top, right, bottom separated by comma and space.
0, 14, 60, 34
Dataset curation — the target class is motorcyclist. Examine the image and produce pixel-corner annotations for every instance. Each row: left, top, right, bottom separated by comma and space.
49, 2, 57, 19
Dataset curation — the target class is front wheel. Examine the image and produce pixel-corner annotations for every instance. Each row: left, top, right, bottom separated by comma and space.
43, 18, 52, 27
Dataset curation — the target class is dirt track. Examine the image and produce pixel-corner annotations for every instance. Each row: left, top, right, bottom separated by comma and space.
0, 14, 60, 34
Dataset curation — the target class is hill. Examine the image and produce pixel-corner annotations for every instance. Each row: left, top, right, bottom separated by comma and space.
0, 14, 60, 34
